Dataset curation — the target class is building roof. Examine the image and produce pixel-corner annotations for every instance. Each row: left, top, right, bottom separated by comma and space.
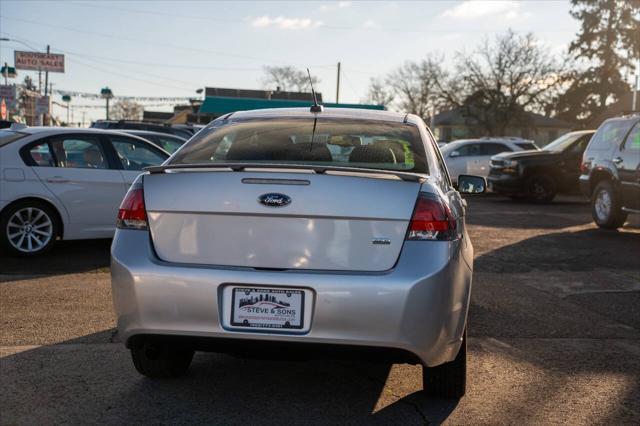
205, 87, 323, 102
431, 107, 574, 129
199, 96, 384, 115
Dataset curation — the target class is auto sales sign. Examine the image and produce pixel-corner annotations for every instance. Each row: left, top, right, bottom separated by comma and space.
14, 51, 65, 73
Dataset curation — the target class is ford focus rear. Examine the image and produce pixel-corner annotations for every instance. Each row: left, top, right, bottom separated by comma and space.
110, 108, 483, 398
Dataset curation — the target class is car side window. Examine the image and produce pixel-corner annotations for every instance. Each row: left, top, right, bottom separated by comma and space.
28, 142, 55, 167
156, 135, 183, 153
622, 123, 640, 151
49, 136, 108, 169
480, 143, 512, 156
110, 137, 167, 170
455, 143, 481, 157
589, 120, 635, 151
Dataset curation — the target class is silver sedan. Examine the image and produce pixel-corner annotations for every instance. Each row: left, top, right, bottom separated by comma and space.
110, 107, 485, 399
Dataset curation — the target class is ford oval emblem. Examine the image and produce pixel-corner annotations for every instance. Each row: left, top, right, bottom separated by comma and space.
258, 193, 291, 207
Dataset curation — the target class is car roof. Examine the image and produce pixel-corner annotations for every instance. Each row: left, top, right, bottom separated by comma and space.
601, 113, 640, 125
118, 129, 186, 139
15, 126, 134, 136
229, 107, 409, 123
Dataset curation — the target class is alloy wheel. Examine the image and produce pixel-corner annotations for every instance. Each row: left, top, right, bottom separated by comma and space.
6, 207, 54, 253
594, 189, 612, 221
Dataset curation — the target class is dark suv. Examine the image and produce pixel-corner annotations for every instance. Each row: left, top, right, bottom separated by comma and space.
488, 130, 595, 202
580, 114, 640, 229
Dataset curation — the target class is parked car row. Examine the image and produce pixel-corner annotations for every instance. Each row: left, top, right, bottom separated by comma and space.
91, 119, 203, 139
439, 113, 639, 229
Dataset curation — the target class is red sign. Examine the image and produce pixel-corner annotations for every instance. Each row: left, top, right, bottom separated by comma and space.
15, 51, 65, 73
0, 98, 7, 120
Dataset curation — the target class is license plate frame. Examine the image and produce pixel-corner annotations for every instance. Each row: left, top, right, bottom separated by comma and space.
229, 286, 306, 331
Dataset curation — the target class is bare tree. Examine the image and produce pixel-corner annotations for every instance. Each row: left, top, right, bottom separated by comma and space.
384, 55, 449, 118
110, 100, 143, 121
365, 77, 394, 107
440, 30, 568, 135
262, 66, 320, 92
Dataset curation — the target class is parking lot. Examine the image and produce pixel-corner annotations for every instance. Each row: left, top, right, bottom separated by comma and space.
1, 195, 639, 425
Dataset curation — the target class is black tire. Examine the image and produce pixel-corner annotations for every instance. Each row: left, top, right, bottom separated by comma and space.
131, 340, 194, 378
422, 329, 466, 399
591, 180, 627, 229
0, 200, 60, 257
525, 174, 556, 203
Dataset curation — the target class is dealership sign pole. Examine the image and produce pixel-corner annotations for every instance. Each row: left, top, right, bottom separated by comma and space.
15, 48, 64, 124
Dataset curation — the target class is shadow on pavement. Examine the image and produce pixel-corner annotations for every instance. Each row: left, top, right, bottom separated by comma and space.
473, 227, 640, 273
0, 331, 459, 425
0, 239, 111, 279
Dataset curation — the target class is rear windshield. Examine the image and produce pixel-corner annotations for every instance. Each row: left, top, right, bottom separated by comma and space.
170, 118, 428, 173
0, 130, 28, 148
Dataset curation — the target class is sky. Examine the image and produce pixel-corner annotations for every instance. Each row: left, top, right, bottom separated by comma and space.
0, 0, 581, 123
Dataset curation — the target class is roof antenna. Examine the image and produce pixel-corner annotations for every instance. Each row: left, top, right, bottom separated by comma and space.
307, 68, 323, 113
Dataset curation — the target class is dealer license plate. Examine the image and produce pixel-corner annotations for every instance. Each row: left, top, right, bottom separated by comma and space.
230, 287, 305, 330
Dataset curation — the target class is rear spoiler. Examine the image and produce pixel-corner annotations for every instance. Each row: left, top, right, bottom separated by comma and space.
144, 163, 426, 182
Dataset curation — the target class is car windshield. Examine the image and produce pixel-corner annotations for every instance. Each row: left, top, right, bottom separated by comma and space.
170, 118, 428, 173
516, 142, 538, 150
543, 132, 582, 152
0, 130, 28, 148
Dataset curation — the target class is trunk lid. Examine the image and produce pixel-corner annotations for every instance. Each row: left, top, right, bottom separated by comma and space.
144, 171, 421, 271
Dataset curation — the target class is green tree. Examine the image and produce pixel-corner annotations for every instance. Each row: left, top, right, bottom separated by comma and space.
555, 0, 640, 124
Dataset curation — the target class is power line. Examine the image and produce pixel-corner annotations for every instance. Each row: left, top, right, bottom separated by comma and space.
0, 33, 264, 71
1, 15, 279, 63
66, 57, 196, 93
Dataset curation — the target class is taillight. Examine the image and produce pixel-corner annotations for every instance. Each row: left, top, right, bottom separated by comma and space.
580, 160, 591, 174
117, 187, 148, 230
406, 193, 456, 241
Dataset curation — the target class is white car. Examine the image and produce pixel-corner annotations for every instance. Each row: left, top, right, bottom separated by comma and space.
440, 138, 538, 182
0, 125, 169, 256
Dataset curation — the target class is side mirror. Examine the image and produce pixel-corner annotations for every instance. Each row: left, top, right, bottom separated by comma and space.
456, 174, 486, 194
449, 150, 461, 158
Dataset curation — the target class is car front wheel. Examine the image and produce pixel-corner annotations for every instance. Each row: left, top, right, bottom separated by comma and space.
0, 201, 59, 256
525, 174, 556, 203
422, 329, 467, 399
592, 181, 627, 229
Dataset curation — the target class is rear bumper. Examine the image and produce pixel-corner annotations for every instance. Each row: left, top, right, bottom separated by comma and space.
110, 230, 473, 367
487, 173, 523, 194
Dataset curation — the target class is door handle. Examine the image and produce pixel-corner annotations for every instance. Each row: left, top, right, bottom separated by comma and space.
613, 157, 623, 165
46, 176, 69, 183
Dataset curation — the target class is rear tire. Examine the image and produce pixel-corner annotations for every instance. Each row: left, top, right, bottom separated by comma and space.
525, 174, 556, 203
591, 181, 627, 229
0, 200, 59, 256
131, 340, 194, 378
422, 329, 467, 399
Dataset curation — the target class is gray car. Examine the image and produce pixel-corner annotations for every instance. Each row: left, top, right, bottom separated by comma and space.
110, 107, 485, 398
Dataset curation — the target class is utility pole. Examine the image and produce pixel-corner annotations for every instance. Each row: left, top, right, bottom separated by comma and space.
3, 62, 7, 85
336, 62, 341, 104
44, 45, 50, 96
632, 58, 639, 112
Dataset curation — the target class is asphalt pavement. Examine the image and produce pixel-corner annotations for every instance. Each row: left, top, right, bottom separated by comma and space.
1, 195, 639, 425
